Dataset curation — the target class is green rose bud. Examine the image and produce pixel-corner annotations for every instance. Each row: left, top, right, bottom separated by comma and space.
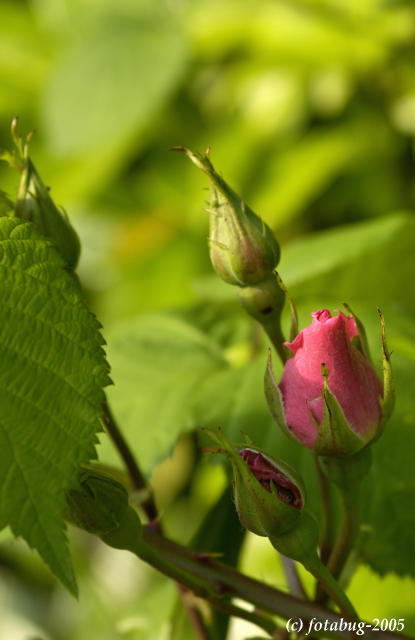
65, 467, 131, 535
1, 118, 80, 269
173, 147, 280, 286
65, 467, 142, 552
204, 429, 319, 563
16, 157, 81, 269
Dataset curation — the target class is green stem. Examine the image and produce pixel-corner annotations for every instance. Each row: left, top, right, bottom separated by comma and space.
128, 528, 276, 636
316, 449, 370, 604
102, 400, 211, 640
236, 275, 289, 365
306, 554, 358, 622
133, 527, 413, 640
328, 490, 359, 580
315, 455, 336, 566
315, 488, 359, 604
262, 319, 290, 365
102, 398, 158, 522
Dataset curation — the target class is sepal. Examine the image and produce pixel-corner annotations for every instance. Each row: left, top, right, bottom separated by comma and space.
313, 364, 366, 457
204, 429, 303, 538
377, 308, 395, 436
264, 351, 301, 444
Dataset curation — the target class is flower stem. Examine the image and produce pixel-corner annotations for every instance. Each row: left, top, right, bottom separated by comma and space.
129, 529, 276, 636
102, 398, 158, 522
305, 554, 358, 621
102, 398, 211, 640
315, 449, 370, 604
328, 490, 359, 580
315, 455, 336, 566
134, 527, 413, 640
315, 488, 359, 604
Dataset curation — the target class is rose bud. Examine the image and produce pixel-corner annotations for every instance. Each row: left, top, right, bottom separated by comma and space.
204, 428, 321, 564
65, 467, 132, 535
172, 147, 280, 286
15, 157, 81, 270
265, 307, 394, 457
3, 118, 80, 269
204, 429, 305, 535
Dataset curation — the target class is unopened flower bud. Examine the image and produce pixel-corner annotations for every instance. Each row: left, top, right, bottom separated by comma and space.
2, 119, 80, 269
65, 468, 142, 552
173, 147, 280, 286
205, 429, 320, 563
16, 158, 81, 269
205, 429, 304, 538
65, 467, 131, 535
265, 306, 394, 457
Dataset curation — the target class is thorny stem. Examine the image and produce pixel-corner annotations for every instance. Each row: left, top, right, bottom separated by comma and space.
132, 529, 276, 636
140, 527, 413, 640
102, 397, 210, 640
176, 584, 211, 640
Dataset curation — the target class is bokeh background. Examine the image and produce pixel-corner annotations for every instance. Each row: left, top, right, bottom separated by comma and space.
1, 0, 415, 639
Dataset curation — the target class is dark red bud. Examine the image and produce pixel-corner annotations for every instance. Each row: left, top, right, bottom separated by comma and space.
239, 449, 303, 509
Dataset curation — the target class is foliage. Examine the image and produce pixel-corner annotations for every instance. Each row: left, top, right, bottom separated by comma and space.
0, 217, 109, 595
0, 0, 415, 639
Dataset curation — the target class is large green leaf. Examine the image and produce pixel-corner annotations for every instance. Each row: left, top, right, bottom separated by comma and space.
103, 314, 227, 476
282, 212, 415, 313
0, 217, 109, 593
42, 9, 187, 155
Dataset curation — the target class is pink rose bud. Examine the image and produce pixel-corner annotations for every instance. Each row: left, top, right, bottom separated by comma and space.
265, 307, 394, 456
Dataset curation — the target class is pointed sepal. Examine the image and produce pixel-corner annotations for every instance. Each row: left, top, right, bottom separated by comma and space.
313, 364, 366, 457
203, 428, 303, 538
376, 308, 395, 436
343, 302, 372, 364
264, 351, 302, 444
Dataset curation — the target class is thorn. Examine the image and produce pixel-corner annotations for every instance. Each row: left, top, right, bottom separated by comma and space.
205, 145, 211, 156
204, 208, 222, 216
207, 238, 228, 250
194, 551, 222, 561
201, 446, 222, 454
11, 115, 19, 140
26, 129, 36, 144
168, 145, 186, 152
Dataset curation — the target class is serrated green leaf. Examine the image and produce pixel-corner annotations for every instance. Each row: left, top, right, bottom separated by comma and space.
103, 314, 227, 476
0, 217, 109, 593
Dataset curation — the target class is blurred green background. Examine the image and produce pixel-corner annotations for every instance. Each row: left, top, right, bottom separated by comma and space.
1, 0, 415, 638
